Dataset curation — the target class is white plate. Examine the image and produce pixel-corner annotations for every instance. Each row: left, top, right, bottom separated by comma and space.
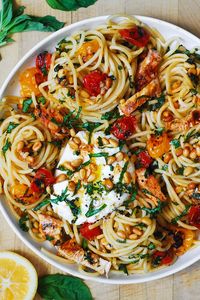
0, 15, 199, 284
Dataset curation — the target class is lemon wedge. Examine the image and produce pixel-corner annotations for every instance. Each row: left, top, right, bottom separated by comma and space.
0, 251, 38, 300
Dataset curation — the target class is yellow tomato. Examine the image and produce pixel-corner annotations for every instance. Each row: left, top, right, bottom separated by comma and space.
11, 183, 38, 204
147, 132, 170, 159
77, 40, 99, 61
173, 227, 195, 256
19, 67, 40, 97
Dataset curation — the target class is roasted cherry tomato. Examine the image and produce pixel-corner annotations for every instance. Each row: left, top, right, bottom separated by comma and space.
111, 115, 137, 140
36, 51, 52, 76
80, 222, 102, 241
11, 183, 38, 204
77, 40, 99, 61
152, 250, 173, 266
119, 26, 150, 48
147, 132, 170, 159
188, 205, 200, 229
137, 150, 153, 168
19, 67, 41, 97
83, 70, 107, 96
169, 225, 195, 256
30, 168, 55, 194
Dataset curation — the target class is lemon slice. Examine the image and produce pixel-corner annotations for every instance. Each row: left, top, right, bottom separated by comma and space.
0, 251, 38, 300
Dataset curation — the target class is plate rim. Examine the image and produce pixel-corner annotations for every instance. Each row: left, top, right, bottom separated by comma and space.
0, 14, 200, 284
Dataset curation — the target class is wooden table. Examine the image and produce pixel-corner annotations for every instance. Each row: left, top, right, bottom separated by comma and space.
0, 1, 200, 299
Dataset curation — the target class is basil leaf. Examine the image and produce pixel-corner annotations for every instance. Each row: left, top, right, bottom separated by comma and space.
170, 139, 180, 149
86, 203, 107, 217
101, 108, 120, 121
192, 193, 200, 200
46, 0, 97, 11
89, 152, 108, 158
38, 274, 93, 300
6, 122, 19, 133
2, 139, 11, 155
119, 161, 128, 183
171, 205, 191, 224
19, 214, 29, 232
119, 264, 129, 275
33, 199, 50, 211
22, 98, 32, 113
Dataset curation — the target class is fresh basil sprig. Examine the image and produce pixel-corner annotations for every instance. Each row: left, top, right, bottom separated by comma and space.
0, 1, 64, 50
38, 274, 93, 300
46, 0, 98, 11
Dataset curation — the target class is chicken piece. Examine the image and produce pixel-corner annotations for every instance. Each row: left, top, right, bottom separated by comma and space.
165, 110, 200, 132
120, 78, 161, 116
38, 214, 63, 244
135, 49, 162, 91
136, 168, 166, 202
58, 238, 111, 276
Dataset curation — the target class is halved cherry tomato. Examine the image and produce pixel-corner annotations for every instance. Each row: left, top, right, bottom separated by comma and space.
11, 183, 38, 204
119, 26, 150, 48
137, 151, 153, 168
36, 51, 52, 76
83, 70, 107, 96
111, 115, 137, 140
19, 67, 41, 97
30, 168, 55, 194
80, 222, 102, 241
77, 40, 99, 61
188, 205, 200, 229
170, 225, 195, 256
147, 132, 170, 159
152, 250, 173, 266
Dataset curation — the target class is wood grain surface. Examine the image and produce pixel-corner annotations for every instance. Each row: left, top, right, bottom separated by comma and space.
0, 1, 200, 299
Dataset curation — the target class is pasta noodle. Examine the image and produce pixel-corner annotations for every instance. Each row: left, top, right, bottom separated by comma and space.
0, 15, 200, 277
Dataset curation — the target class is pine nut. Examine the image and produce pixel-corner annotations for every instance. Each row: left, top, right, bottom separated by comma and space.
175, 148, 183, 157
71, 158, 83, 168
79, 168, 86, 180
48, 121, 59, 131
68, 140, 79, 150
129, 234, 137, 240
183, 147, 190, 157
102, 137, 108, 145
32, 141, 42, 152
80, 90, 90, 98
56, 174, 67, 183
68, 75, 73, 84
27, 156, 34, 163
184, 166, 194, 176
175, 186, 182, 193
109, 138, 118, 147
105, 77, 112, 89
33, 221, 39, 229
68, 181, 76, 192
117, 230, 126, 239
104, 178, 113, 190
87, 173, 96, 182
140, 217, 152, 226
132, 227, 142, 235
17, 141, 24, 152
70, 128, 76, 137
116, 151, 124, 161
189, 149, 197, 160
107, 156, 116, 165
164, 153, 172, 163
124, 172, 131, 184
196, 146, 200, 156
124, 224, 131, 235
32, 228, 39, 233
63, 161, 75, 171
73, 137, 81, 145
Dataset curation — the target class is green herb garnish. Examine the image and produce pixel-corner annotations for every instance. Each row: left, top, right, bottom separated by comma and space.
119, 264, 129, 275
101, 108, 120, 121
170, 139, 181, 149
119, 161, 128, 183
2, 139, 11, 155
19, 214, 29, 232
85, 203, 107, 217
89, 152, 108, 158
22, 98, 33, 113
171, 205, 191, 224
46, 0, 97, 11
6, 122, 19, 133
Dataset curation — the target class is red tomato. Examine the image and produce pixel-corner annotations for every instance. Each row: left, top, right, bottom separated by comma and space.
188, 205, 200, 229
80, 223, 102, 241
152, 250, 173, 266
83, 70, 107, 96
36, 51, 52, 76
119, 26, 150, 48
137, 151, 153, 168
30, 168, 55, 193
111, 115, 137, 140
